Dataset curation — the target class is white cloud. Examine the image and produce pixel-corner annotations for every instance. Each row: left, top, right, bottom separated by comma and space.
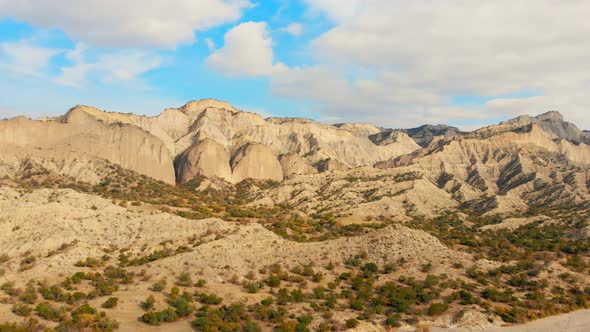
0, 39, 61, 76
281, 23, 304, 36
206, 22, 286, 77
55, 45, 162, 88
0, 0, 251, 49
0, 37, 162, 89
275, 0, 590, 128
304, 0, 362, 22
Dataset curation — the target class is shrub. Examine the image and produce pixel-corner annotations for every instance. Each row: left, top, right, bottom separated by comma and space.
421, 262, 433, 273
89, 277, 119, 297
35, 302, 63, 322
70, 303, 97, 318
195, 292, 223, 305
150, 278, 167, 292
243, 281, 262, 293
382, 263, 396, 274
243, 321, 262, 332
0, 319, 42, 332
481, 288, 512, 303
176, 272, 193, 287
18, 285, 37, 304
141, 295, 156, 310
266, 275, 281, 287
385, 314, 401, 327
495, 306, 523, 323
19, 255, 36, 271
12, 303, 33, 316
345, 319, 360, 328
102, 297, 119, 309
140, 308, 179, 326
192, 304, 252, 331
427, 302, 448, 316
74, 257, 104, 268
363, 262, 379, 273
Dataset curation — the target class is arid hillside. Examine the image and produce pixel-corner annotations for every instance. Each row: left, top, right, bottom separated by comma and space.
1, 101, 590, 331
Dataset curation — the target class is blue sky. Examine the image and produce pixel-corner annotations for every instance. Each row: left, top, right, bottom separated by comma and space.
0, 0, 588, 129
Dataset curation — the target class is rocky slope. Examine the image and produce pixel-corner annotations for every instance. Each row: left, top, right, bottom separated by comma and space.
376, 123, 590, 215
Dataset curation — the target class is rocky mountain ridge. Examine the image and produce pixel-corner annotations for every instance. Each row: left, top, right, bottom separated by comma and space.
0, 99, 588, 190
2, 100, 590, 331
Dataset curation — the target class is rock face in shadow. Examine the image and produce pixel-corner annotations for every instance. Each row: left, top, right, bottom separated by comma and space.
231, 143, 284, 183
402, 124, 465, 147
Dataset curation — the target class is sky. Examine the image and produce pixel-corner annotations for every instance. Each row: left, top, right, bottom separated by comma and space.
0, 0, 589, 130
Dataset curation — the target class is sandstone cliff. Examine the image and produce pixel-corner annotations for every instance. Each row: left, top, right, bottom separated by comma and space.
125, 99, 422, 183
0, 107, 175, 184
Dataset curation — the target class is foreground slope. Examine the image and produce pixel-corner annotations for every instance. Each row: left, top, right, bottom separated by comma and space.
0, 187, 492, 331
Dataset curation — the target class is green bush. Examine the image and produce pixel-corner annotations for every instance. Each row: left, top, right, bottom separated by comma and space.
35, 302, 63, 322
195, 292, 223, 305
102, 297, 119, 309
141, 295, 156, 310
140, 308, 179, 326
12, 303, 33, 316
345, 319, 360, 328
427, 302, 448, 316
18, 285, 37, 304
266, 275, 281, 287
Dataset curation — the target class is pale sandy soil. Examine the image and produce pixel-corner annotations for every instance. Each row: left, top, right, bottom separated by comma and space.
431, 309, 590, 332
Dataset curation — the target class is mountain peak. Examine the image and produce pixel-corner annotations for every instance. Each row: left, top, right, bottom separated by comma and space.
536, 111, 564, 122
179, 99, 238, 114
59, 105, 133, 125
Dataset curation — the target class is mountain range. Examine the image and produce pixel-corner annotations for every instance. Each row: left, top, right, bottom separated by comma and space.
1, 100, 590, 331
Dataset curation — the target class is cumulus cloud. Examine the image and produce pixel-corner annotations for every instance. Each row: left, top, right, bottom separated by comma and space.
0, 37, 161, 89
0, 0, 251, 48
0, 39, 61, 76
279, 0, 590, 128
55, 44, 162, 88
206, 22, 286, 77
281, 23, 304, 36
